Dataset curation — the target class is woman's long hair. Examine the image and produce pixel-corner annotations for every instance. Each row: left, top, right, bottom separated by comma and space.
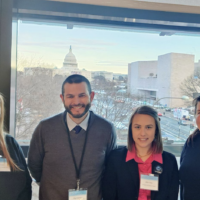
188, 96, 200, 144
0, 94, 20, 171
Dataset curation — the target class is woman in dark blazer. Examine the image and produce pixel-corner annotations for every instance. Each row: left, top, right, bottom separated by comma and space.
103, 106, 179, 200
0, 94, 32, 200
180, 96, 200, 200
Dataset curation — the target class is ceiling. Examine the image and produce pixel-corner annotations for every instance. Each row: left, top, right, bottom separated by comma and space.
48, 0, 200, 14
14, 0, 200, 35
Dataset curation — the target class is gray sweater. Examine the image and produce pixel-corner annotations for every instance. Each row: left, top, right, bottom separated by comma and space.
28, 111, 116, 200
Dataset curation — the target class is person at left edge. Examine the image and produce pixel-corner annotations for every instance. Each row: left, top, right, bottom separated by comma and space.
103, 105, 179, 200
0, 93, 32, 200
28, 74, 117, 200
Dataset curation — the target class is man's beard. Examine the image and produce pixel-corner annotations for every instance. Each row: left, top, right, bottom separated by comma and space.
64, 102, 91, 118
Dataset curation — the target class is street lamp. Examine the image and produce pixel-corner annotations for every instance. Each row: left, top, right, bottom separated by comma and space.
153, 95, 189, 106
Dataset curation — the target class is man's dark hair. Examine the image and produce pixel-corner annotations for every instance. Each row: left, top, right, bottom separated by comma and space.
62, 74, 92, 95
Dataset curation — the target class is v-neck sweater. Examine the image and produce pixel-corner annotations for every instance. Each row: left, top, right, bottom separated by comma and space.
28, 110, 116, 200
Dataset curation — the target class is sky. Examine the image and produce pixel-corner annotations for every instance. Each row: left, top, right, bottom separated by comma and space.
16, 21, 200, 74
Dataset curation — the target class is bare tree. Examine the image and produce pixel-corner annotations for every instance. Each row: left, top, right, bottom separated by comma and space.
16, 58, 65, 141
180, 69, 200, 106
180, 75, 200, 98
91, 78, 141, 141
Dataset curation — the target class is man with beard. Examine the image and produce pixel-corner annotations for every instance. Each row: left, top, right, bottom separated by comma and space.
28, 74, 116, 200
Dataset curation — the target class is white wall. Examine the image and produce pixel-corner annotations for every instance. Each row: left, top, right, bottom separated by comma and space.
137, 77, 157, 91
157, 53, 194, 107
170, 53, 194, 107
157, 53, 172, 107
138, 61, 157, 78
128, 62, 139, 94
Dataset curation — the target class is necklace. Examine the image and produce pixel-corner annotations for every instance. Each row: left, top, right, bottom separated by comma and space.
136, 150, 152, 158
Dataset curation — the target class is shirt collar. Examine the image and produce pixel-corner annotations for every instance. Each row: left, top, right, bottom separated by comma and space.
66, 112, 90, 131
126, 147, 163, 164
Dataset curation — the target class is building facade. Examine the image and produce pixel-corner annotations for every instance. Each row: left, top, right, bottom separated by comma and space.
128, 53, 194, 107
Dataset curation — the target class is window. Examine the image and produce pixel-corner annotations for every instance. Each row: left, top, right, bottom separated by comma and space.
8, 2, 200, 200
10, 19, 200, 153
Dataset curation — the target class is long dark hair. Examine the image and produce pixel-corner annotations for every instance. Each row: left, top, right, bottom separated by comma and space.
187, 96, 200, 144
127, 106, 163, 154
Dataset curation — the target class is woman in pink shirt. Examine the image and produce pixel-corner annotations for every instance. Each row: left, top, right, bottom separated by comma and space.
103, 106, 179, 200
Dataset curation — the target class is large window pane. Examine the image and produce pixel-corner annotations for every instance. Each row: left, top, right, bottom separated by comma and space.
14, 20, 200, 151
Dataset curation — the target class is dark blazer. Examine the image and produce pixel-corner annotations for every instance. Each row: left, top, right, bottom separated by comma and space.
0, 134, 32, 200
180, 132, 200, 200
102, 147, 179, 200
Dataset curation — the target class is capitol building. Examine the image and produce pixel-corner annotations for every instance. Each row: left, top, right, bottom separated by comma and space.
53, 46, 92, 81
24, 46, 121, 82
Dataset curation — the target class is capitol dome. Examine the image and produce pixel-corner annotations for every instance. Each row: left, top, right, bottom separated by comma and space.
63, 46, 78, 69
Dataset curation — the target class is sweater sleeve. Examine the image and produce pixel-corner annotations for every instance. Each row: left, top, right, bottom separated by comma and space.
28, 122, 45, 182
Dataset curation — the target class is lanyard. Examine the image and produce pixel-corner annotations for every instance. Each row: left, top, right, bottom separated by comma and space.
64, 112, 91, 190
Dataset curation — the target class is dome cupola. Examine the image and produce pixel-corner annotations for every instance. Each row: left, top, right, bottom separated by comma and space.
63, 46, 78, 68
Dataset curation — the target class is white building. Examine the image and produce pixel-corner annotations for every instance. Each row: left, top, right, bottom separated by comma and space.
128, 61, 157, 96
53, 46, 91, 81
62, 46, 78, 70
195, 60, 200, 76
128, 53, 194, 107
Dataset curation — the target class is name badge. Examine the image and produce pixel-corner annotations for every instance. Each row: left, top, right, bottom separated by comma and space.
68, 189, 87, 200
0, 157, 11, 172
140, 174, 158, 191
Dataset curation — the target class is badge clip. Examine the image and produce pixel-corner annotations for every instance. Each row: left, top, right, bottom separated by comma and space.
77, 179, 80, 190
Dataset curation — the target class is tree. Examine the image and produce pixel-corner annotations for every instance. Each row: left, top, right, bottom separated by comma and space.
180, 69, 200, 106
16, 58, 64, 141
91, 78, 141, 141
93, 75, 106, 82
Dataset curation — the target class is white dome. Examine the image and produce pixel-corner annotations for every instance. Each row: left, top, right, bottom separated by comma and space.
63, 46, 77, 68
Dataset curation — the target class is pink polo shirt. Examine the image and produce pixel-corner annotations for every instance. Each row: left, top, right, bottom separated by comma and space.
126, 148, 163, 200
